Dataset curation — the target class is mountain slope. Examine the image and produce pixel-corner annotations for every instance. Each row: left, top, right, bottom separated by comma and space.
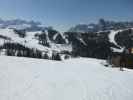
1, 27, 133, 60
65, 28, 133, 59
0, 28, 72, 60
0, 56, 133, 100
0, 19, 133, 60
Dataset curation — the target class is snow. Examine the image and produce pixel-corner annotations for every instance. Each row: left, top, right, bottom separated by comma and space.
109, 30, 119, 46
0, 39, 5, 45
23, 31, 50, 51
0, 56, 133, 100
108, 30, 124, 52
0, 28, 72, 53
88, 25, 94, 29
78, 38, 87, 46
53, 33, 59, 40
76, 36, 87, 46
110, 47, 124, 53
0, 28, 49, 51
7, 24, 31, 30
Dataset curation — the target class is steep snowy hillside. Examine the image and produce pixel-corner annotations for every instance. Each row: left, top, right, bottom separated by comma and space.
0, 28, 72, 59
0, 28, 71, 51
0, 56, 133, 100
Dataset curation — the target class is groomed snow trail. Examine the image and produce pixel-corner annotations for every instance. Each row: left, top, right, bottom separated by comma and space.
109, 30, 119, 46
0, 56, 133, 100
108, 30, 124, 52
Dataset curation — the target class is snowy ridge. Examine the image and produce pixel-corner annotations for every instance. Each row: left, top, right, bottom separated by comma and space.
0, 18, 42, 31
0, 56, 133, 100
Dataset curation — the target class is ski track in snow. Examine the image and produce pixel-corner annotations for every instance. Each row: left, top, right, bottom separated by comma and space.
0, 56, 133, 100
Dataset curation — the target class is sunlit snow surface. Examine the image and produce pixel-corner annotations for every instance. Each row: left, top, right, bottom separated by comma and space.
108, 30, 124, 52
0, 56, 133, 100
0, 28, 72, 52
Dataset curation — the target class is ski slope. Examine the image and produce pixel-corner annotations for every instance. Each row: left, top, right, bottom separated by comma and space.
0, 56, 133, 100
108, 30, 124, 52
0, 28, 72, 53
109, 30, 119, 46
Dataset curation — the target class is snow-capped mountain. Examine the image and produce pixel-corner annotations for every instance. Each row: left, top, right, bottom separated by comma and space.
68, 19, 133, 33
0, 18, 133, 60
0, 18, 43, 30
0, 27, 72, 60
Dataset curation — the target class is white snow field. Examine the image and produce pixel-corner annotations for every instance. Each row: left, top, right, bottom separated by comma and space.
0, 56, 133, 100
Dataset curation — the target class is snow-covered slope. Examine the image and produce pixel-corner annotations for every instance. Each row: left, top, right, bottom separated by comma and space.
0, 28, 72, 53
108, 30, 124, 52
0, 26, 133, 60
0, 56, 133, 100
109, 30, 119, 46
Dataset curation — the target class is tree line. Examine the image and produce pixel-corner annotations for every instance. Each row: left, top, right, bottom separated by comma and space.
0, 42, 62, 61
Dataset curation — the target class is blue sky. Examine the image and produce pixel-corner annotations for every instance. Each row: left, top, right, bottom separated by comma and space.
0, 0, 133, 31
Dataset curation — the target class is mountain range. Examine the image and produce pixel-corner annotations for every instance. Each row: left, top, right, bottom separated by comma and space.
68, 19, 133, 33
0, 18, 133, 60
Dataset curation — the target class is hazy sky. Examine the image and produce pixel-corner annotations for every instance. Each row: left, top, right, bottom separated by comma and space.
0, 0, 132, 31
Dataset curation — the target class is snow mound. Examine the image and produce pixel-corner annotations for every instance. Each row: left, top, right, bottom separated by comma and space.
0, 56, 133, 100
